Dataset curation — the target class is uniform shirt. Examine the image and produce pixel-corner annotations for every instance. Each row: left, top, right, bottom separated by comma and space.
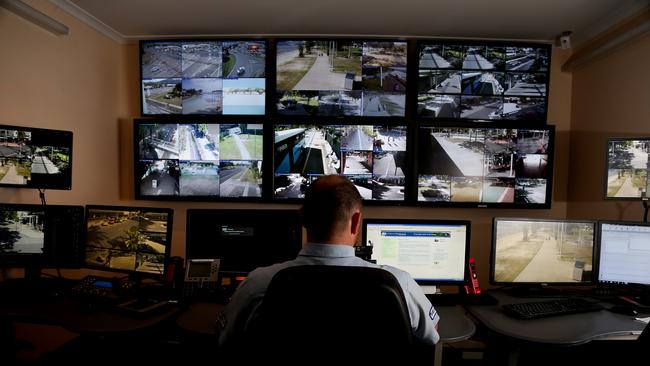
218, 243, 440, 345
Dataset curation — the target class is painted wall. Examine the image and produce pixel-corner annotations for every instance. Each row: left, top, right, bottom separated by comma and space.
568, 33, 650, 221
0, 1, 575, 284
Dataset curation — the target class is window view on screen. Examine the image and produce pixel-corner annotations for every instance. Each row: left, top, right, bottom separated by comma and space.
492, 219, 595, 283
0, 207, 45, 254
276, 40, 407, 117
0, 126, 72, 189
605, 139, 650, 199
365, 222, 468, 282
84, 208, 170, 275
141, 40, 266, 115
136, 122, 263, 198
418, 43, 549, 121
274, 124, 407, 201
417, 127, 552, 205
598, 222, 650, 285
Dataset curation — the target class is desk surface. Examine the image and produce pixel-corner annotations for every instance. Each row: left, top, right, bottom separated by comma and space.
465, 291, 647, 345
0, 279, 180, 335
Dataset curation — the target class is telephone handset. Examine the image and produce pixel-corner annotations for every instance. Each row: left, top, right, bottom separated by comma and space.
183, 259, 220, 299
464, 257, 482, 295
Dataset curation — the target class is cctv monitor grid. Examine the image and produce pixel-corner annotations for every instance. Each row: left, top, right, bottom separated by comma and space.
417, 44, 550, 121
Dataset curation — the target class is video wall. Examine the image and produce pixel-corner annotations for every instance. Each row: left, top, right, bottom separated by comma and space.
134, 38, 555, 207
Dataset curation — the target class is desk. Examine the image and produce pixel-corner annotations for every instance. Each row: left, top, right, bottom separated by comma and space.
176, 302, 475, 366
465, 291, 647, 365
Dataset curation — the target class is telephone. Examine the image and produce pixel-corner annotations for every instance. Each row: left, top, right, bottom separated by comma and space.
70, 275, 138, 303
464, 257, 482, 295
183, 258, 220, 299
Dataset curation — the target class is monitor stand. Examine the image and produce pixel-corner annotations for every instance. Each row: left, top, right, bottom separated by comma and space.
503, 285, 562, 298
420, 285, 438, 295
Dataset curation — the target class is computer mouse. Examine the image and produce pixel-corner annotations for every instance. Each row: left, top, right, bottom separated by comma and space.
608, 305, 638, 316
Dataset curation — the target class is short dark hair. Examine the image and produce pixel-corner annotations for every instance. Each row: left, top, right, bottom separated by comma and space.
301, 175, 362, 242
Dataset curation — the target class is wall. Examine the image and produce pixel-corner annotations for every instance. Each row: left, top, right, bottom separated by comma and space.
568, 33, 650, 221
0, 1, 575, 285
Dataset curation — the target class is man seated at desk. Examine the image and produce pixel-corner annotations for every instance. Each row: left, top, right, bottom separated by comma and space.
217, 175, 440, 346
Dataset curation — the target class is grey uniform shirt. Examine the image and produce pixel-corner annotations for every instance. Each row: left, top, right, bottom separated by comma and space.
218, 243, 440, 345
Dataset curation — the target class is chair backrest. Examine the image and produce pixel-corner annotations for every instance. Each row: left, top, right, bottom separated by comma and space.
639, 323, 649, 344
245, 265, 414, 360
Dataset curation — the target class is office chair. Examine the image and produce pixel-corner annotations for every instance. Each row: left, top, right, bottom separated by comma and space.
243, 265, 429, 363
639, 323, 649, 344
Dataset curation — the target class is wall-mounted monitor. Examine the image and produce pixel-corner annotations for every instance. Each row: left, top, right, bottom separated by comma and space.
605, 138, 650, 199
273, 123, 408, 201
83, 205, 173, 277
134, 119, 263, 200
417, 42, 550, 122
362, 218, 470, 286
0, 124, 72, 190
596, 221, 650, 287
140, 40, 266, 116
276, 40, 407, 117
491, 217, 596, 285
416, 124, 554, 208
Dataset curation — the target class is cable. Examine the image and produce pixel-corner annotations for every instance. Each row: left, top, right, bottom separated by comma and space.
643, 200, 649, 223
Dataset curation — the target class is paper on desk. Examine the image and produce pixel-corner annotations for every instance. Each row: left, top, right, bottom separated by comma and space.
635, 317, 650, 324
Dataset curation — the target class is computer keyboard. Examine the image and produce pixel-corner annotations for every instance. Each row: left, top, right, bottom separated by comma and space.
502, 297, 604, 319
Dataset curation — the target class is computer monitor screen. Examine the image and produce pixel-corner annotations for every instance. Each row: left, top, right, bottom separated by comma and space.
0, 124, 73, 190
276, 40, 407, 117
605, 138, 650, 199
491, 218, 596, 285
84, 205, 173, 277
273, 124, 408, 201
140, 40, 266, 115
134, 120, 263, 199
597, 221, 650, 286
362, 219, 470, 285
417, 124, 554, 208
0, 204, 85, 271
417, 42, 550, 121
186, 209, 302, 274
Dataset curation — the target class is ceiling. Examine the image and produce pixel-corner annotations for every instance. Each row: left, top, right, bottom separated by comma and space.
54, 0, 648, 46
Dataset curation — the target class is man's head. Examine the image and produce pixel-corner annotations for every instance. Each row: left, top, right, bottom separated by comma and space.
301, 175, 363, 245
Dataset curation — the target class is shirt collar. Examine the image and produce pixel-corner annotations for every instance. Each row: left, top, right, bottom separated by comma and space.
298, 243, 355, 258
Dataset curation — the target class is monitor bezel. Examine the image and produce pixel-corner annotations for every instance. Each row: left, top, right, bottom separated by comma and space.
595, 220, 650, 287
0, 124, 73, 190
603, 137, 650, 201
83, 204, 174, 279
133, 117, 267, 202
361, 218, 471, 286
273, 37, 410, 120
489, 217, 597, 286
139, 38, 269, 118
415, 39, 551, 124
271, 120, 413, 205
414, 122, 555, 209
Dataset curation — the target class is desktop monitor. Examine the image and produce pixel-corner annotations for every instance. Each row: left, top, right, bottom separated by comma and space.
0, 124, 73, 190
83, 205, 173, 277
140, 40, 266, 115
416, 124, 555, 208
276, 39, 407, 117
490, 218, 596, 285
417, 41, 550, 121
185, 209, 302, 275
0, 203, 85, 276
597, 221, 650, 286
604, 138, 650, 199
273, 123, 408, 202
134, 119, 264, 200
362, 218, 470, 285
